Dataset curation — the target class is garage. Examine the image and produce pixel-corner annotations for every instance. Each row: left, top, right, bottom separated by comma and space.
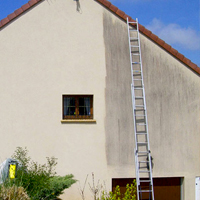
112, 177, 183, 200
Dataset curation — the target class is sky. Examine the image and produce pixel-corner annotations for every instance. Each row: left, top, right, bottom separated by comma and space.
0, 0, 200, 67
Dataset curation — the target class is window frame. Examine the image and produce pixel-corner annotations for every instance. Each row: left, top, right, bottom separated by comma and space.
62, 95, 93, 120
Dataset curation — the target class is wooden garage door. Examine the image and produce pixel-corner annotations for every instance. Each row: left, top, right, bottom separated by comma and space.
112, 177, 182, 200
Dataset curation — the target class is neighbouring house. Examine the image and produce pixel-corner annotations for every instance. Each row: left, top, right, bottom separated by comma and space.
0, 0, 200, 199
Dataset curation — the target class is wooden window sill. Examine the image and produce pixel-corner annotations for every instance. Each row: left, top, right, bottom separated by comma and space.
61, 119, 96, 123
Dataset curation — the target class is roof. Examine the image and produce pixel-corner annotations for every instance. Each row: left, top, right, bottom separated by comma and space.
0, 0, 199, 75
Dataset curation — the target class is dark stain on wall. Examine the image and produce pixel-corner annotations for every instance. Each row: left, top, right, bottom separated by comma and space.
103, 11, 134, 166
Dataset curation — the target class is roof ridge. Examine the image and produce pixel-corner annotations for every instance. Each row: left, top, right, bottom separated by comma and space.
0, 0, 199, 75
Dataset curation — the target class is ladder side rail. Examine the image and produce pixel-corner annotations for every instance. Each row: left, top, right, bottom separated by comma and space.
127, 18, 138, 152
135, 148, 140, 200
127, 18, 135, 89
136, 19, 155, 200
136, 17, 152, 164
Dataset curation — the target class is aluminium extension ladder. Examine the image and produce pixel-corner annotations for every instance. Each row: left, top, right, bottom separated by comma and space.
127, 18, 155, 200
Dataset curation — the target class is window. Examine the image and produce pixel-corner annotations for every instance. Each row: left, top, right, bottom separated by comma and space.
63, 95, 93, 119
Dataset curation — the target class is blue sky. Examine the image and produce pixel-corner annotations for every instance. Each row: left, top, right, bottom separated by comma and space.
0, 0, 200, 67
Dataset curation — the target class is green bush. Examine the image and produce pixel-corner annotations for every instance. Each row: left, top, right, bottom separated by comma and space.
100, 180, 136, 200
6, 147, 76, 200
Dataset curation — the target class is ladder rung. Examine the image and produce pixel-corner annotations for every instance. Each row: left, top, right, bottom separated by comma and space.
138, 153, 149, 156
128, 21, 137, 24
130, 37, 138, 41
139, 190, 152, 192
136, 132, 147, 135
136, 130, 147, 133
135, 109, 146, 111
139, 170, 150, 173
135, 115, 146, 117
134, 88, 143, 90
140, 180, 151, 183
135, 109, 146, 112
131, 50, 139, 53
134, 86, 143, 88
139, 161, 149, 163
135, 96, 143, 99
133, 70, 141, 72
137, 123, 146, 125
137, 142, 148, 146
132, 62, 141, 64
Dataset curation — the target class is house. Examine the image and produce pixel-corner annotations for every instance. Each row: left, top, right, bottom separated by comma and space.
0, 0, 200, 199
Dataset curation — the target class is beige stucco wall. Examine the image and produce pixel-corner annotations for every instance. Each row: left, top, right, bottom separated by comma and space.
140, 33, 200, 199
0, 0, 200, 199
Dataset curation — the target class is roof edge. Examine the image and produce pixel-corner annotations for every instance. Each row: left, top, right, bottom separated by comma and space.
0, 0, 199, 75
95, 0, 200, 75
0, 0, 43, 28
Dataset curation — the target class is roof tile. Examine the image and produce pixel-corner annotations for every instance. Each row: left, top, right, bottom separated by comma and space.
182, 57, 191, 66
102, 0, 111, 8
1, 18, 9, 26
0, 21, 2, 28
196, 67, 200, 74
116, 9, 125, 19
138, 24, 145, 32
21, 3, 31, 11
126, 15, 133, 22
195, 67, 200, 74
163, 43, 171, 51
28, 0, 38, 6
129, 18, 136, 24
123, 14, 131, 21
156, 38, 165, 46
176, 53, 184, 61
190, 63, 199, 72
170, 48, 178, 57
97, 0, 104, 4
143, 28, 152, 37
7, 13, 16, 21
150, 33, 158, 42
109, 4, 118, 13
14, 8, 23, 16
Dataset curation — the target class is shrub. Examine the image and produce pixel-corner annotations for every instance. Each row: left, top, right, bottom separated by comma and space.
8, 147, 76, 200
99, 180, 136, 200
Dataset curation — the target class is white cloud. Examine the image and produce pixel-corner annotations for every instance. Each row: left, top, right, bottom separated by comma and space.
146, 18, 200, 50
